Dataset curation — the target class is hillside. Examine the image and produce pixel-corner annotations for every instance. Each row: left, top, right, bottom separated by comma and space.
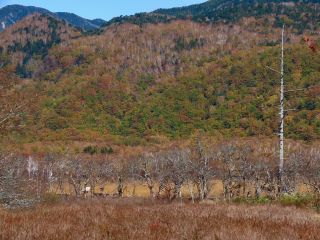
0, 13, 81, 79
0, 0, 319, 146
0, 5, 106, 31
107, 0, 320, 33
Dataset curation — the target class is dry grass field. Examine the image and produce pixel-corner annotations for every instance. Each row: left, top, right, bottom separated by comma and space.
0, 199, 319, 240
52, 180, 225, 198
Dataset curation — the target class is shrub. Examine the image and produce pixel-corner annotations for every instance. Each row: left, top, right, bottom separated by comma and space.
83, 145, 98, 155
233, 196, 271, 205
255, 196, 271, 204
100, 146, 114, 154
279, 193, 315, 207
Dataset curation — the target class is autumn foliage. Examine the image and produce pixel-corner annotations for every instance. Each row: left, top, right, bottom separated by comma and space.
0, 14, 319, 144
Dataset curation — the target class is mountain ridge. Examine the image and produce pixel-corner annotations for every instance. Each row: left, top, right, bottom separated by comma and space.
105, 0, 320, 32
0, 4, 106, 31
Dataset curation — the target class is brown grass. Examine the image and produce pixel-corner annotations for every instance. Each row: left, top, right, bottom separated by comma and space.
0, 199, 319, 240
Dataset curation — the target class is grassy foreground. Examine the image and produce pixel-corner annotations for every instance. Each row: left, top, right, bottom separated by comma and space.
0, 199, 319, 240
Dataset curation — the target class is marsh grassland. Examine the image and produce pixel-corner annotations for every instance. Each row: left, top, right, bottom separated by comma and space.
0, 199, 319, 240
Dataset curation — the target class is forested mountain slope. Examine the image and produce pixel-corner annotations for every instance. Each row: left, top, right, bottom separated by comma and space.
0, 5, 106, 31
24, 40, 320, 143
107, 0, 320, 33
0, 14, 81, 79
0, 1, 319, 145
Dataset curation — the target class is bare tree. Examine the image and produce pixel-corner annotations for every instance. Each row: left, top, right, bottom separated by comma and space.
0, 154, 35, 208
217, 143, 253, 200
86, 159, 105, 196
191, 138, 215, 201
137, 153, 158, 198
251, 161, 278, 198
99, 160, 113, 195
295, 148, 320, 196
65, 156, 89, 197
110, 159, 131, 197
164, 149, 190, 202
52, 157, 69, 195
42, 154, 58, 193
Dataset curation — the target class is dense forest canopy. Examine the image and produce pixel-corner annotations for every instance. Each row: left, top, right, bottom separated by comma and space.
0, 0, 319, 146
107, 0, 320, 32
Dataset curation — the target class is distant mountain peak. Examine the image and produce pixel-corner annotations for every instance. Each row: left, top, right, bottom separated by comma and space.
0, 4, 106, 32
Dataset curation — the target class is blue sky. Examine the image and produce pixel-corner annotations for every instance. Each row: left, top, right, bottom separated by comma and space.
0, 0, 206, 20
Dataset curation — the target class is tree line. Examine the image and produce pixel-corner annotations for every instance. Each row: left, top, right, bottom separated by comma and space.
1, 139, 319, 208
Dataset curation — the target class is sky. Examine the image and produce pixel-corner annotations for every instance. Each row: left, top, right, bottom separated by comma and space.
0, 0, 206, 20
